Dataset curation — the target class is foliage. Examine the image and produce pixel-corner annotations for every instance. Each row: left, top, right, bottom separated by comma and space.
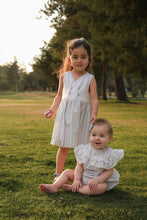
126, 74, 147, 98
0, 59, 20, 92
35, 0, 147, 100
0, 0, 146, 98
0, 59, 53, 92
0, 92, 147, 219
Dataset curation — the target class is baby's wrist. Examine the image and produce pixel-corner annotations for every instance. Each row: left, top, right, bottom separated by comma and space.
74, 179, 81, 182
95, 178, 102, 184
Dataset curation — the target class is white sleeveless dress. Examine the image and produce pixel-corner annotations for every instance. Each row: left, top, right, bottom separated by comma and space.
51, 71, 94, 148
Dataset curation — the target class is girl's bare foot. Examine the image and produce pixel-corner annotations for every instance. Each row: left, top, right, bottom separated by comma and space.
63, 184, 72, 192
39, 184, 58, 193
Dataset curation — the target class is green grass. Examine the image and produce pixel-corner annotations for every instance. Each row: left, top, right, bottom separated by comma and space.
0, 92, 147, 220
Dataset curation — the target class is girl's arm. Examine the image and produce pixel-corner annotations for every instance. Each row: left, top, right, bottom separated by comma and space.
88, 168, 114, 191
44, 75, 63, 118
89, 77, 99, 123
72, 162, 83, 192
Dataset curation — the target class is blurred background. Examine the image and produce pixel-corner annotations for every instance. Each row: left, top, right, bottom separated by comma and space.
0, 0, 146, 101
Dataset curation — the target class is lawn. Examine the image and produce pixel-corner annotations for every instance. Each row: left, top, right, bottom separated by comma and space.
0, 92, 147, 219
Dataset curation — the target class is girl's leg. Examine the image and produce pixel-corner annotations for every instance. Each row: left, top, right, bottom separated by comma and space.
40, 169, 74, 193
56, 147, 69, 174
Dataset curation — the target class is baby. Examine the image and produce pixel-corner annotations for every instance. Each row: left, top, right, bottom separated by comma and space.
40, 119, 124, 195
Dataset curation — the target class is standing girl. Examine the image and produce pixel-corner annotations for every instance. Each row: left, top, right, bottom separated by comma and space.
44, 38, 98, 180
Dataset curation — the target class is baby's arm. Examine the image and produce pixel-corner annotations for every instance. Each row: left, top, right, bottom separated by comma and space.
89, 77, 99, 123
88, 168, 113, 191
44, 75, 63, 118
72, 163, 83, 192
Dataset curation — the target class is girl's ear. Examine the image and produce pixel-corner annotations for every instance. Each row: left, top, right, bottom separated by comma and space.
68, 57, 71, 65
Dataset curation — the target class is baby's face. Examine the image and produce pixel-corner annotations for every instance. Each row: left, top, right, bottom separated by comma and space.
89, 124, 113, 150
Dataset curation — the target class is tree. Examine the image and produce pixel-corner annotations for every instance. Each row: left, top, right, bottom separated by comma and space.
40, 0, 127, 99
0, 59, 20, 92
36, 0, 146, 100
10, 58, 19, 92
32, 43, 59, 90
36, 0, 92, 90
0, 65, 8, 91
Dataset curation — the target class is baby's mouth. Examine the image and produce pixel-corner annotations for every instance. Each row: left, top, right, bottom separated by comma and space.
95, 142, 101, 145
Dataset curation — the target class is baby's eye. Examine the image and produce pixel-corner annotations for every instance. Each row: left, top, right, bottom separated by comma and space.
100, 135, 104, 137
92, 133, 96, 137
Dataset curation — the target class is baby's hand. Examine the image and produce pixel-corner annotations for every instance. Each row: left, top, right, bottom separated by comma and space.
72, 180, 82, 192
88, 179, 99, 191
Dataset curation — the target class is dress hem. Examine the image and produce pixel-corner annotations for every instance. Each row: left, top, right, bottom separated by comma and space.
50, 143, 75, 148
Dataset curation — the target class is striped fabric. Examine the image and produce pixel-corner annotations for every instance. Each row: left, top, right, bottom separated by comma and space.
74, 144, 124, 190
51, 71, 93, 148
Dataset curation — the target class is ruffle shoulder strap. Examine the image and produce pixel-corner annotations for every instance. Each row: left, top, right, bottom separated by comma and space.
102, 148, 124, 169
74, 144, 90, 164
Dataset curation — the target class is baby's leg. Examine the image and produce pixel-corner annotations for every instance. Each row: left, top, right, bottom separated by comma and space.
39, 184, 58, 193
40, 169, 74, 193
63, 184, 73, 192
78, 183, 108, 195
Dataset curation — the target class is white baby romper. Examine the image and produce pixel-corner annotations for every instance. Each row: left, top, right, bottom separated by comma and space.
74, 144, 124, 190
51, 71, 94, 148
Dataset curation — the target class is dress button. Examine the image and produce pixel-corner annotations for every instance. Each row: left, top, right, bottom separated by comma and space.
77, 93, 79, 96
71, 87, 72, 89
69, 92, 71, 95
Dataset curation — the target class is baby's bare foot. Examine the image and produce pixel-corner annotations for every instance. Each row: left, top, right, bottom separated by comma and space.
63, 184, 72, 192
39, 184, 58, 193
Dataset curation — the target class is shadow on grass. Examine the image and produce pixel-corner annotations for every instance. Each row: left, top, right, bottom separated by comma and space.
43, 188, 146, 219
1, 186, 145, 219
0, 178, 24, 192
44, 160, 56, 167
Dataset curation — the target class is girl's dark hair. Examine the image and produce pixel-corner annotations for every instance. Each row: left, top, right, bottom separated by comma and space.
90, 119, 113, 136
58, 38, 92, 76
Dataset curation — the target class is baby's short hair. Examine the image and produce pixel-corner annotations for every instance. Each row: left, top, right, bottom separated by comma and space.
92, 118, 113, 136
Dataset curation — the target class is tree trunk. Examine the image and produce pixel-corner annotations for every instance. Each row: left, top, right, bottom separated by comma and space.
114, 71, 127, 101
102, 73, 107, 100
15, 71, 18, 93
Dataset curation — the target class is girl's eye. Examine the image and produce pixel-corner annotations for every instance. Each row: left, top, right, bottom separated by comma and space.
92, 134, 96, 137
100, 135, 104, 137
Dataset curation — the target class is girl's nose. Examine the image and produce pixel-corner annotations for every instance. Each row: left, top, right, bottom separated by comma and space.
77, 57, 82, 62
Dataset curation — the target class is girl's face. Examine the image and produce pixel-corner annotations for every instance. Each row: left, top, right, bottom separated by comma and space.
69, 46, 89, 74
89, 124, 113, 150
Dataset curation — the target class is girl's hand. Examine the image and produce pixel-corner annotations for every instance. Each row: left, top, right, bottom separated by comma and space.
88, 179, 99, 191
72, 180, 82, 192
89, 113, 97, 124
44, 109, 55, 119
